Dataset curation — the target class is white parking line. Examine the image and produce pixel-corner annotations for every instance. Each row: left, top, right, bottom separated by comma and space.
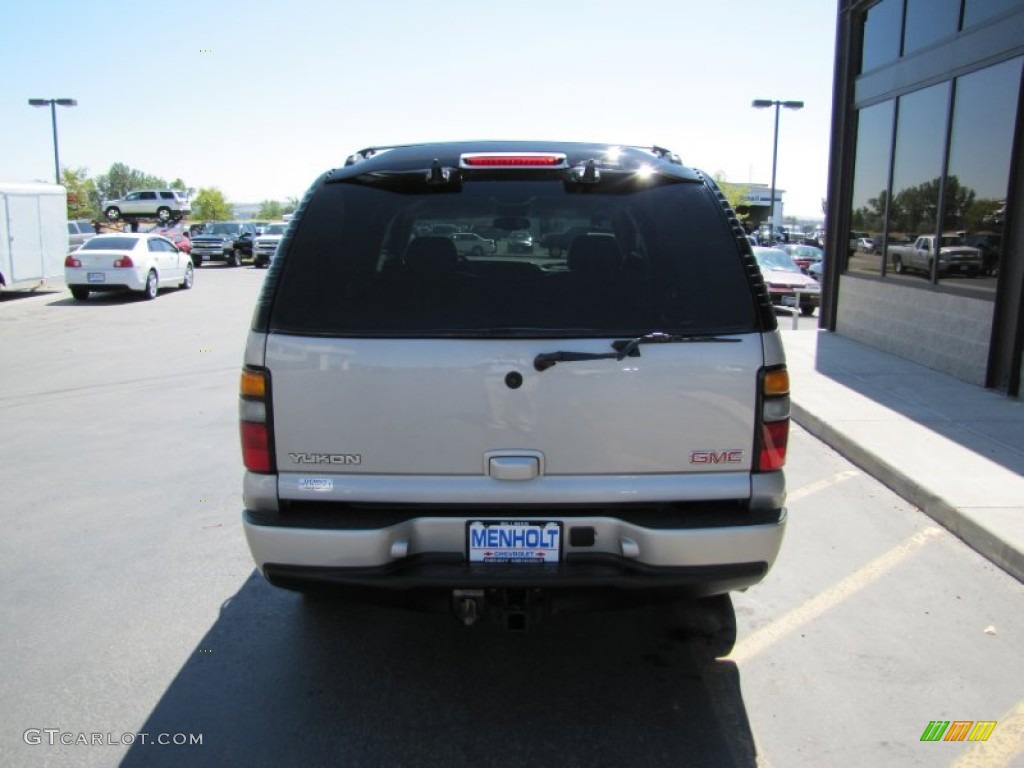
727, 526, 944, 665
787, 469, 860, 504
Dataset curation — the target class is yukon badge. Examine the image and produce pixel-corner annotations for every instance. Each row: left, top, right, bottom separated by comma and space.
298, 478, 334, 492
690, 450, 744, 465
289, 452, 362, 465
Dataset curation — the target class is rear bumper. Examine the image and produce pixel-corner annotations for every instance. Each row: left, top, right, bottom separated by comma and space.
244, 506, 786, 596
767, 287, 820, 307
65, 267, 146, 292
264, 556, 768, 599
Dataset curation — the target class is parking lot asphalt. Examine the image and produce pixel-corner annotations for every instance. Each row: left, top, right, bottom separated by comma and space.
782, 327, 1024, 583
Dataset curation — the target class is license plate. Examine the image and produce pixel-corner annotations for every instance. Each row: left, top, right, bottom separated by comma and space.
87, 272, 106, 283
467, 521, 561, 563
782, 295, 798, 307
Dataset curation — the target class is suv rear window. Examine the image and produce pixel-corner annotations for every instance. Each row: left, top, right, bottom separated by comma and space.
268, 179, 758, 337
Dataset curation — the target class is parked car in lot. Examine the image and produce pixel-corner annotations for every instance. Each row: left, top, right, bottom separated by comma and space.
189, 221, 258, 267
252, 222, 288, 268
850, 235, 875, 253
238, 140, 791, 647
101, 190, 191, 223
779, 243, 824, 273
67, 220, 96, 252
886, 234, 983, 277
449, 231, 496, 256
539, 225, 605, 257
64, 233, 194, 300
752, 246, 821, 316
156, 227, 192, 254
507, 230, 534, 254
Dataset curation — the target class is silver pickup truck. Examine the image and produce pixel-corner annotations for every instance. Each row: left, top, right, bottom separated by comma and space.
887, 234, 983, 277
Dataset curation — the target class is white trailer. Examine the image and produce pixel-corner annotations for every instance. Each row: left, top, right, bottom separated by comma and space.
0, 182, 68, 293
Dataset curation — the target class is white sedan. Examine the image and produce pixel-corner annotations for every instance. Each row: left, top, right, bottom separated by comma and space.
65, 233, 194, 301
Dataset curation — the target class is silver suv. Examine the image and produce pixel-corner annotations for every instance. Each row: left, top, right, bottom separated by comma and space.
102, 189, 191, 223
67, 219, 96, 251
239, 142, 789, 646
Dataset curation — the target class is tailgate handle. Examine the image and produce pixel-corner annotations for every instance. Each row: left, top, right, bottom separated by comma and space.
487, 455, 540, 481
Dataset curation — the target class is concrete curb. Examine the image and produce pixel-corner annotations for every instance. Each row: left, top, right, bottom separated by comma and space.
792, 403, 1024, 584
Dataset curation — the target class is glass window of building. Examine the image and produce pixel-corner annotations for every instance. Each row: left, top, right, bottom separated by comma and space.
940, 56, 1023, 292
887, 82, 951, 282
847, 100, 895, 276
963, 0, 1024, 28
861, 0, 904, 74
903, 0, 960, 55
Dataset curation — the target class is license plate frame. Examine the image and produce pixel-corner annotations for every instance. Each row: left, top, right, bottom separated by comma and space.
466, 521, 562, 564
87, 272, 106, 283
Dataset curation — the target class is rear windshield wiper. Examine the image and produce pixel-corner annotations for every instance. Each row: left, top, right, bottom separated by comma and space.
533, 332, 740, 372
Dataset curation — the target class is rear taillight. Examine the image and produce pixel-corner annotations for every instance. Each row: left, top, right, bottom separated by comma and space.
65, 255, 81, 267
113, 255, 134, 268
757, 367, 790, 472
240, 367, 274, 473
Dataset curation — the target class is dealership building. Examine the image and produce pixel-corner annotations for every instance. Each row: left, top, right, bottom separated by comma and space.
823, 0, 1024, 396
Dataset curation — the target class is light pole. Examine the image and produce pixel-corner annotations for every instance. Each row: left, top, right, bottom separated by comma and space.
28, 98, 77, 186
751, 99, 803, 240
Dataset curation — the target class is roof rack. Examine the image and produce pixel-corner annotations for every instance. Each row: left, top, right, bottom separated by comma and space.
650, 146, 682, 165
344, 145, 404, 166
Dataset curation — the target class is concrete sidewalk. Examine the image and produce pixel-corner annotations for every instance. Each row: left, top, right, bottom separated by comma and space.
781, 328, 1024, 583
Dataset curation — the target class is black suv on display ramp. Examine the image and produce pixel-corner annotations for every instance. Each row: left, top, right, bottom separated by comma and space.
239, 141, 789, 652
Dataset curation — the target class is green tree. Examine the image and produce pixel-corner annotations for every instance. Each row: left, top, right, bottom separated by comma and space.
282, 196, 300, 216
62, 167, 98, 220
192, 187, 232, 221
939, 175, 977, 232
962, 198, 1003, 232
713, 172, 751, 221
257, 200, 283, 220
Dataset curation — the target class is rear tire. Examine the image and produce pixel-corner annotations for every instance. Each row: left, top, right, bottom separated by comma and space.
670, 594, 737, 659
892, 256, 904, 274
800, 304, 815, 317
70, 286, 89, 301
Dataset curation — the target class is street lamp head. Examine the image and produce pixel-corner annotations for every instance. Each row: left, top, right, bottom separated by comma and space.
752, 99, 774, 108
28, 98, 77, 107
782, 100, 805, 110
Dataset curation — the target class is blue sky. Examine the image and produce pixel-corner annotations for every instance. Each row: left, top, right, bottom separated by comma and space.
2, 0, 838, 218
